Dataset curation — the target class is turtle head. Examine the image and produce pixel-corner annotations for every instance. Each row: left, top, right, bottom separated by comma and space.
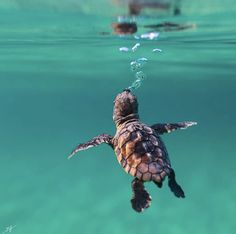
113, 89, 139, 126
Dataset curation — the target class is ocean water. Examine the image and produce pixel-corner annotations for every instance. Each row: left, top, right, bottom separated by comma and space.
0, 0, 236, 234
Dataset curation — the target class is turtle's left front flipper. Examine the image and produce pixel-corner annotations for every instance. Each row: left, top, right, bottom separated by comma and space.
151, 122, 197, 135
68, 134, 113, 159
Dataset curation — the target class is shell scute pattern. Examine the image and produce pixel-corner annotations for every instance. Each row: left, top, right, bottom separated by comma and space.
125, 142, 136, 159
144, 140, 156, 153
127, 155, 136, 166
121, 158, 127, 168
149, 162, 160, 174
114, 121, 171, 182
129, 153, 142, 167
136, 170, 143, 180
152, 174, 162, 183
149, 135, 158, 146
138, 163, 148, 173
160, 171, 167, 179
117, 152, 123, 162
141, 154, 152, 164
118, 127, 127, 136
118, 131, 130, 149
135, 141, 148, 155
129, 167, 137, 177
120, 146, 127, 160
127, 124, 136, 133
142, 172, 152, 181
143, 125, 153, 134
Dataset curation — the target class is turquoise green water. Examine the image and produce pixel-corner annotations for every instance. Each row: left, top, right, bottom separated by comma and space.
0, 1, 236, 234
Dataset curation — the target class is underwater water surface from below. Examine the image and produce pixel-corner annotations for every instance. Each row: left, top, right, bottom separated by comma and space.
0, 0, 235, 234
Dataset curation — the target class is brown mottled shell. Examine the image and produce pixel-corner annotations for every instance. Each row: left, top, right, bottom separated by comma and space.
113, 121, 171, 182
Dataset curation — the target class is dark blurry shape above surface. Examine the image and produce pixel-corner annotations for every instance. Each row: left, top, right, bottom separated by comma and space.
144, 22, 196, 32
128, 0, 178, 15
112, 22, 138, 34
114, 0, 181, 16
111, 0, 183, 35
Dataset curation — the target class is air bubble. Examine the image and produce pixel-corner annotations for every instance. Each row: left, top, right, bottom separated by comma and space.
119, 47, 130, 52
140, 32, 159, 40
152, 48, 162, 52
128, 71, 146, 91
130, 61, 141, 72
137, 57, 148, 64
132, 43, 140, 52
130, 58, 147, 72
131, 80, 141, 90
135, 71, 146, 81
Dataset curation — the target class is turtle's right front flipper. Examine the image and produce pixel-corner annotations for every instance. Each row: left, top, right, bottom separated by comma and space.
68, 134, 113, 159
151, 121, 197, 135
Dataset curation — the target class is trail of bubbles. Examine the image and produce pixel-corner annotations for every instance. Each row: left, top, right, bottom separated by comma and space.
130, 61, 142, 71
128, 71, 146, 91
134, 32, 160, 40
130, 57, 148, 71
129, 56, 148, 91
118, 40, 162, 91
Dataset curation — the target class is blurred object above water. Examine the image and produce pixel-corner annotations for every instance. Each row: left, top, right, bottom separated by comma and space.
110, 0, 191, 35
112, 22, 137, 34
144, 22, 196, 32
128, 0, 181, 16
113, 0, 181, 16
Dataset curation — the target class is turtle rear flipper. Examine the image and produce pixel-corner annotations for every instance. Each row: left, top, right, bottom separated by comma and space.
168, 169, 185, 198
68, 134, 113, 159
131, 178, 152, 213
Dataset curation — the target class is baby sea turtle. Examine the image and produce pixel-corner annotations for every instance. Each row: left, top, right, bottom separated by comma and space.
68, 89, 196, 212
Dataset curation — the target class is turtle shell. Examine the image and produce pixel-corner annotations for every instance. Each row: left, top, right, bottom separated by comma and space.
113, 120, 171, 182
